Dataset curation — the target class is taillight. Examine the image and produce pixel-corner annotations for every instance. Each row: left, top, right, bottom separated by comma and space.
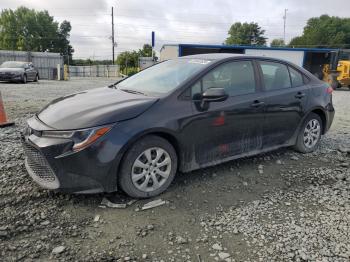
326, 86, 333, 94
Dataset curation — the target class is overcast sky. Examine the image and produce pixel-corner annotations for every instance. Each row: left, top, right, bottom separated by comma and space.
1, 0, 349, 60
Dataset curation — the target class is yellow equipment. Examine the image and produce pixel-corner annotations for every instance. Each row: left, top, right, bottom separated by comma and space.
336, 60, 350, 87
323, 50, 350, 89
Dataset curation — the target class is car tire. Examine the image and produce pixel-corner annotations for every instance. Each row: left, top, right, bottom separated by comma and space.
293, 113, 323, 153
22, 74, 27, 84
34, 74, 39, 82
119, 135, 178, 198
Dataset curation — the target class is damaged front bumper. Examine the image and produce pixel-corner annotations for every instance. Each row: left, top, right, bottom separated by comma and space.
21, 116, 124, 194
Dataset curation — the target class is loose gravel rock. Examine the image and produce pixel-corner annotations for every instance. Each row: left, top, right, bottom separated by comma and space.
0, 80, 349, 261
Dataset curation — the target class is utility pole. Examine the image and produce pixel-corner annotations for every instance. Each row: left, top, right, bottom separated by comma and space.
283, 9, 288, 44
111, 6, 115, 65
67, 46, 70, 80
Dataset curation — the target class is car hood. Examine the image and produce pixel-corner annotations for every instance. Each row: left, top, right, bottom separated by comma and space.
37, 87, 159, 130
0, 68, 24, 73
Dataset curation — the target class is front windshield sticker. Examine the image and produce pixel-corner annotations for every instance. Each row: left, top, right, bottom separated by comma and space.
188, 59, 211, 65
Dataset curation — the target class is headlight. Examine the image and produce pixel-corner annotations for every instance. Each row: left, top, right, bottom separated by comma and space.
41, 125, 113, 151
41, 130, 74, 138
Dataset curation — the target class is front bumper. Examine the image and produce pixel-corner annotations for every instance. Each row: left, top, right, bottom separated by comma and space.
339, 77, 350, 87
0, 74, 22, 81
21, 117, 127, 194
23, 140, 60, 190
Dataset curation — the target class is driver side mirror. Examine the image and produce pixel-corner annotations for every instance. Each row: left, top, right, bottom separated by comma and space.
202, 87, 228, 102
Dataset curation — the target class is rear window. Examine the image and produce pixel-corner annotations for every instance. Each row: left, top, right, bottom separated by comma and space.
289, 67, 304, 87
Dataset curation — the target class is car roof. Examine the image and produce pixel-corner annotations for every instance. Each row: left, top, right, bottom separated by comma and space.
179, 53, 245, 60
180, 53, 305, 69
3, 61, 28, 64
178, 53, 295, 63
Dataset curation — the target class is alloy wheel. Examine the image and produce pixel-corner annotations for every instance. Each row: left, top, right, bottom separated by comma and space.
131, 147, 172, 193
303, 119, 321, 149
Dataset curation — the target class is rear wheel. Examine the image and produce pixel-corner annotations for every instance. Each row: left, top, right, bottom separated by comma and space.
294, 113, 322, 153
119, 135, 177, 198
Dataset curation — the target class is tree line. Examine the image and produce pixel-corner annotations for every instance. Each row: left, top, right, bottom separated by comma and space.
225, 15, 350, 48
1, 6, 350, 70
0, 7, 73, 63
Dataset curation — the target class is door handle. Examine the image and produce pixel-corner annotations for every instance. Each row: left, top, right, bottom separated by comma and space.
295, 92, 305, 99
251, 100, 265, 108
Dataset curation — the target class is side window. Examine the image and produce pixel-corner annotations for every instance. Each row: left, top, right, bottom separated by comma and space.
191, 81, 202, 99
259, 61, 291, 91
289, 67, 304, 87
191, 61, 256, 98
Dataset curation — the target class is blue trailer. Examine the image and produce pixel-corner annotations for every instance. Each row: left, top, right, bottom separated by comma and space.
160, 44, 338, 78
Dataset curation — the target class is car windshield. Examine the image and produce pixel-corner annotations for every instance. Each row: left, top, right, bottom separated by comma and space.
115, 58, 212, 96
0, 61, 26, 68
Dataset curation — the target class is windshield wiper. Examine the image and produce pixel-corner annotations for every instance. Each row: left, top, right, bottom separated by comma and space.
108, 81, 122, 89
120, 89, 147, 96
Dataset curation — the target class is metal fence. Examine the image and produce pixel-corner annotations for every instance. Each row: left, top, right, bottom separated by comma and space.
0, 50, 64, 80
69, 65, 120, 78
139, 57, 156, 70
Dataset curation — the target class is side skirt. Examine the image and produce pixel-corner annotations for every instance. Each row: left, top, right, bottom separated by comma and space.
181, 142, 295, 173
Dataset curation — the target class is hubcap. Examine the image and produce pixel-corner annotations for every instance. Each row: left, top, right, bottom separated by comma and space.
303, 119, 321, 149
131, 147, 171, 192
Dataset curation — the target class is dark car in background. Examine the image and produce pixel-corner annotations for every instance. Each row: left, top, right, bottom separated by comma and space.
0, 61, 39, 83
22, 54, 334, 198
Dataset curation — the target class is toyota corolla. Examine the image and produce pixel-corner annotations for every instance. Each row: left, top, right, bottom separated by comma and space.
22, 54, 334, 198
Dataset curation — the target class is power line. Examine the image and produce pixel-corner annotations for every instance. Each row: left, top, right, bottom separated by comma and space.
111, 6, 115, 64
283, 9, 288, 43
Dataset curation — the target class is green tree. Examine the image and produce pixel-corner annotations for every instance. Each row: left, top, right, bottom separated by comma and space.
225, 22, 267, 46
0, 6, 74, 63
116, 44, 159, 75
289, 15, 350, 48
138, 44, 152, 57
116, 50, 139, 72
55, 21, 74, 64
138, 44, 158, 61
270, 38, 285, 47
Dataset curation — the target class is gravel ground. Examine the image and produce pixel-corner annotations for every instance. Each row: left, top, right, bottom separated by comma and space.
0, 79, 349, 261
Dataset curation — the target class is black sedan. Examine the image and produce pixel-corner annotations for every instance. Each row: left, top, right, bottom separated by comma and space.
0, 61, 39, 83
22, 54, 334, 198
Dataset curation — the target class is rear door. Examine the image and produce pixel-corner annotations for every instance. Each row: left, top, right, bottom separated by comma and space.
256, 60, 309, 148
184, 59, 264, 167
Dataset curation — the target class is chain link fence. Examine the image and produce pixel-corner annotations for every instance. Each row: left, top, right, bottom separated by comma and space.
68, 65, 120, 78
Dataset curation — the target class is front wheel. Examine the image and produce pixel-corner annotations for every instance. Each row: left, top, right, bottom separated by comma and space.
293, 113, 322, 153
22, 74, 27, 84
34, 74, 39, 82
119, 135, 178, 198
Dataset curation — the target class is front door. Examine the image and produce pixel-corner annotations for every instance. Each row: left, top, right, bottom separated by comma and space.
184, 60, 264, 167
25, 63, 35, 80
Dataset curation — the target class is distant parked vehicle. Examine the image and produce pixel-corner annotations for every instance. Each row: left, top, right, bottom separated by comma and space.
0, 61, 39, 83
